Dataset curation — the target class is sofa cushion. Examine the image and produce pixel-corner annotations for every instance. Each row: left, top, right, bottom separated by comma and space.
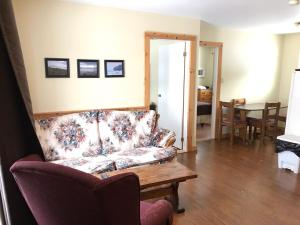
107, 146, 176, 170
35, 111, 101, 161
51, 155, 115, 174
98, 110, 156, 155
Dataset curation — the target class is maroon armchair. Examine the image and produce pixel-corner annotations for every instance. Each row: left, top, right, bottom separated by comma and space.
10, 154, 173, 225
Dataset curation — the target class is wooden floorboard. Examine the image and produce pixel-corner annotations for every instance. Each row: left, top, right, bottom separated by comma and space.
173, 139, 300, 225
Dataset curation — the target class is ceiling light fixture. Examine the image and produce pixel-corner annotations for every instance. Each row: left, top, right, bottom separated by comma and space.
289, 0, 300, 5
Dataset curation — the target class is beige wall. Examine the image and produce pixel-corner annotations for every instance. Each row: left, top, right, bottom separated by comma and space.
12, 0, 200, 113
200, 21, 283, 103
279, 33, 300, 105
198, 46, 214, 88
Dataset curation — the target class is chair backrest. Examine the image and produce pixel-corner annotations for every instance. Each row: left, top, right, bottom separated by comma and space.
232, 98, 246, 120
10, 158, 141, 225
219, 101, 234, 124
232, 98, 246, 106
264, 102, 281, 121
263, 102, 281, 136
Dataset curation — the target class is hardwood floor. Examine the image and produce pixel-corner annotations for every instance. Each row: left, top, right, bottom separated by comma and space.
197, 124, 212, 142
173, 139, 300, 225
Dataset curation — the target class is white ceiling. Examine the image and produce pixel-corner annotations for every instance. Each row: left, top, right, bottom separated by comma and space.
65, 0, 300, 34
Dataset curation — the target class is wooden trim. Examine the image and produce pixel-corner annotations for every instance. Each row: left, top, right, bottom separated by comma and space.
199, 41, 223, 139
145, 32, 197, 41
199, 41, 223, 48
144, 31, 197, 151
145, 33, 151, 108
34, 106, 148, 119
187, 40, 197, 151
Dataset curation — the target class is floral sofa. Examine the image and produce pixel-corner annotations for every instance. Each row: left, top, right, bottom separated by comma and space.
34, 110, 176, 174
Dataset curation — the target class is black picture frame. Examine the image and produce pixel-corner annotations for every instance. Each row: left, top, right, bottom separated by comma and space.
45, 58, 70, 78
77, 59, 99, 78
104, 60, 125, 78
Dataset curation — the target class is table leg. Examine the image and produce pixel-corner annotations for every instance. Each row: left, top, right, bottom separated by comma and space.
166, 182, 185, 214
260, 109, 265, 143
240, 110, 248, 143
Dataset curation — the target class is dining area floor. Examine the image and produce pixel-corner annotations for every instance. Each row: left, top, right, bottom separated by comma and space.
173, 139, 300, 225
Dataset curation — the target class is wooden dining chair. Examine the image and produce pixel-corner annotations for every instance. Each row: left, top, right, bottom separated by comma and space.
232, 98, 246, 119
277, 107, 287, 135
247, 102, 281, 142
218, 101, 247, 144
277, 115, 287, 135
232, 98, 252, 139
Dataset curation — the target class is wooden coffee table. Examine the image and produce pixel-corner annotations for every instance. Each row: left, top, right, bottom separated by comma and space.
94, 161, 197, 213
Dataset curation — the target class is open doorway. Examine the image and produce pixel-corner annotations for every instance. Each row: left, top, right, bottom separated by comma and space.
150, 40, 190, 149
145, 32, 197, 151
197, 41, 223, 142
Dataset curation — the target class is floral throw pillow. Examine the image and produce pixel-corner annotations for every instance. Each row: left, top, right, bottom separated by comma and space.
35, 111, 101, 161
97, 110, 156, 154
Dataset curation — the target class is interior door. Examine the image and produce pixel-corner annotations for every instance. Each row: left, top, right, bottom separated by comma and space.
157, 41, 186, 149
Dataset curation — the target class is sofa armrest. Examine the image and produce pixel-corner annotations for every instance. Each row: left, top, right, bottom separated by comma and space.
140, 200, 173, 225
152, 128, 176, 148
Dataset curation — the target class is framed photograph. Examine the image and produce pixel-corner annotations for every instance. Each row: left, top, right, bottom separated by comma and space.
45, 58, 70, 78
198, 68, 205, 78
77, 59, 99, 78
104, 60, 125, 77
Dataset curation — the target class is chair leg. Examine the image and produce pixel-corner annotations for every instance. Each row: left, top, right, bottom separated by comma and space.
261, 126, 265, 144
218, 125, 222, 141
254, 126, 257, 138
248, 125, 252, 140
273, 127, 278, 141
242, 127, 246, 144
230, 127, 234, 145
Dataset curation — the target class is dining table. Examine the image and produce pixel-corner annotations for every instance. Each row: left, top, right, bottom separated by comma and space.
234, 103, 287, 142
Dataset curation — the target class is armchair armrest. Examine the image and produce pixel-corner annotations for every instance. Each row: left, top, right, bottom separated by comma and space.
140, 200, 173, 225
94, 173, 141, 225
152, 128, 176, 148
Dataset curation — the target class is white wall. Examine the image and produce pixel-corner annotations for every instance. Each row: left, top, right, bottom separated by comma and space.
12, 0, 200, 113
200, 21, 283, 103
279, 33, 300, 105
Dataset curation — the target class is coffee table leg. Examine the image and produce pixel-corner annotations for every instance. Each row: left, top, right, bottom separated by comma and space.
166, 182, 185, 214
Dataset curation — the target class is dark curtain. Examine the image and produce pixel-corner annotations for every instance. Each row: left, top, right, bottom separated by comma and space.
0, 0, 44, 225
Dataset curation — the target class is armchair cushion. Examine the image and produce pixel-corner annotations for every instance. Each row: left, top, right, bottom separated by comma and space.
98, 110, 156, 154
140, 200, 173, 225
51, 155, 115, 174
107, 146, 176, 170
35, 111, 101, 161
